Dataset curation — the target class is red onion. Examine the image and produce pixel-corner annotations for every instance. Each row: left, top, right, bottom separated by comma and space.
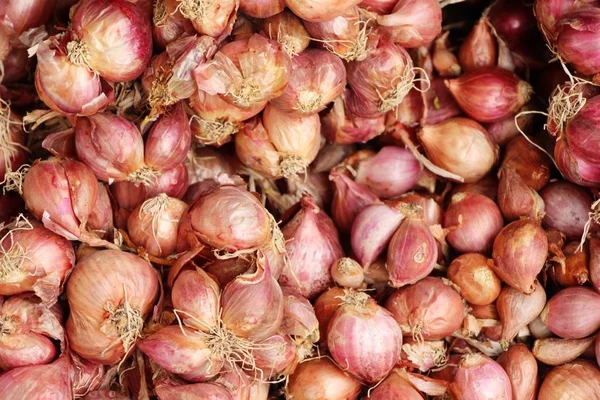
0, 101, 26, 183
285, 0, 361, 22
260, 10, 310, 57
0, 0, 55, 35
328, 291, 402, 383
534, 0, 591, 40
70, 352, 104, 398
386, 277, 465, 340
450, 354, 513, 400
351, 202, 405, 269
497, 281, 547, 341
171, 267, 220, 331
240, 0, 285, 18
195, 34, 291, 110
433, 33, 461, 78
155, 382, 232, 399
144, 103, 191, 172
538, 361, 600, 399
330, 258, 364, 289
0, 353, 71, 398
171, 0, 237, 38
387, 217, 438, 287
68, 0, 152, 82
345, 40, 416, 118
542, 286, 600, 339
271, 49, 346, 115
502, 135, 551, 191
554, 137, 600, 187
368, 370, 424, 400
497, 167, 545, 221
446, 67, 532, 123
377, 0, 442, 49
322, 94, 385, 145
443, 192, 504, 254
541, 181, 593, 239
279, 195, 344, 299
330, 169, 379, 233
66, 250, 158, 364
533, 336, 596, 366
448, 253, 501, 306
34, 34, 113, 116
151, 0, 195, 50
281, 287, 319, 344
314, 286, 345, 348
235, 104, 321, 179
491, 219, 548, 293
419, 117, 499, 183
459, 17, 497, 71
286, 358, 361, 400
497, 344, 538, 400
557, 8, 600, 77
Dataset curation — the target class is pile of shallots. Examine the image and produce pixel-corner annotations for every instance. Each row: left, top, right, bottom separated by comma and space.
1, 0, 600, 398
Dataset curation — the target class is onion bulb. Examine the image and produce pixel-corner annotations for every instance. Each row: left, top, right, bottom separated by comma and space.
497, 344, 538, 400
240, 0, 285, 18
261, 10, 310, 57
541, 286, 600, 339
285, 0, 362, 22
497, 281, 547, 342
538, 361, 600, 399
176, 0, 237, 37
286, 358, 361, 400
0, 354, 71, 399
448, 253, 501, 306
377, 0, 442, 48
449, 354, 513, 400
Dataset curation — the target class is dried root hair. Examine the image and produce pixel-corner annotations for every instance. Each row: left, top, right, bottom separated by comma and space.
0, 214, 34, 282
139, 194, 175, 254
2, 163, 30, 195
190, 115, 241, 147
310, 16, 373, 62
128, 166, 160, 186
377, 66, 430, 114
278, 154, 308, 179
0, 100, 28, 181
66, 40, 91, 70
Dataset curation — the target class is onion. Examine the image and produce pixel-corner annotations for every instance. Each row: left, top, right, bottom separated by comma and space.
286, 358, 361, 400
538, 361, 600, 399
151, 0, 195, 50
0, 218, 75, 304
459, 17, 497, 72
497, 167, 545, 221
314, 286, 345, 348
127, 194, 188, 257
271, 49, 346, 115
0, 294, 63, 370
377, 0, 442, 49
386, 277, 465, 340
240, 0, 285, 18
419, 117, 499, 183
0, 101, 26, 183
327, 291, 402, 383
173, 0, 237, 37
329, 169, 379, 233
557, 8, 600, 77
345, 40, 416, 118
534, 0, 590, 40
423, 77, 463, 125
485, 108, 534, 146
0, 353, 71, 398
491, 219, 548, 294
279, 195, 344, 299
281, 287, 319, 345
66, 250, 158, 364
70, 352, 104, 398
541, 182, 593, 239
448, 253, 501, 306
261, 10, 310, 57
34, 34, 113, 116
68, 0, 152, 82
398, 193, 443, 226
446, 67, 532, 123
443, 192, 504, 254
285, 0, 361, 22
542, 286, 600, 339
387, 216, 438, 287
331, 258, 364, 289
155, 382, 232, 399
359, 0, 397, 14
450, 354, 513, 400
351, 202, 405, 269
497, 281, 547, 342
369, 370, 424, 399
185, 147, 237, 185
502, 136, 551, 191
252, 334, 297, 378
497, 344, 538, 400
321, 94, 385, 145
433, 32, 461, 78
235, 104, 321, 179
550, 241, 590, 286
533, 336, 595, 366
0, 0, 55, 35
195, 34, 291, 110
144, 103, 191, 172
530, 315, 553, 339
204, 257, 250, 288
215, 365, 251, 400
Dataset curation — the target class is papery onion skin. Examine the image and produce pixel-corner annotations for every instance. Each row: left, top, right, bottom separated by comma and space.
557, 8, 600, 77
443, 192, 504, 254
450, 354, 513, 400
88, 182, 114, 238
419, 117, 499, 183
386, 277, 465, 340
377, 0, 442, 49
542, 286, 600, 339
459, 17, 497, 71
448, 253, 501, 306
151, 0, 195, 50
285, 0, 362, 22
330, 170, 379, 233
270, 49, 346, 115
491, 219, 549, 294
144, 103, 191, 172
554, 138, 600, 187
322, 95, 386, 145
433, 33, 461, 78
286, 358, 361, 400
359, 0, 397, 14
540, 181, 593, 239
327, 291, 403, 383
66, 250, 158, 364
534, 0, 590, 40
260, 10, 310, 57
69, 0, 153, 82
176, 0, 237, 38
0, 354, 71, 399
70, 352, 104, 398
0, 103, 26, 183
538, 361, 600, 400
279, 195, 344, 299
171, 268, 220, 332
240, 0, 285, 18
502, 136, 551, 191
281, 287, 320, 342
497, 167, 546, 221
446, 67, 532, 123
497, 281, 547, 341
497, 344, 538, 400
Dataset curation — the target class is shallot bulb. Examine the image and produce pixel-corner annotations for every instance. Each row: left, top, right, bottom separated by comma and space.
497, 167, 545, 221
419, 117, 499, 183
443, 192, 504, 254
195, 34, 291, 110
0, 218, 75, 304
557, 8, 600, 77
331, 258, 364, 289
448, 253, 501, 306
449, 354, 513, 400
433, 32, 461, 77
127, 194, 188, 257
330, 170, 379, 233
534, 0, 590, 40
501, 136, 551, 191
286, 358, 361, 400
70, 352, 104, 398
34, 34, 113, 116
0, 0, 56, 35
87, 182, 113, 238
540, 181, 593, 239
459, 17, 497, 71
497, 344, 538, 400
542, 286, 600, 339
66, 250, 158, 364
235, 104, 321, 179
0, 101, 27, 184
144, 103, 191, 172
446, 67, 532, 123
171, 267, 219, 332
67, 0, 152, 82
314, 286, 345, 348
176, 0, 237, 37
497, 281, 547, 341
281, 287, 320, 347
386, 277, 465, 341
260, 11, 310, 57
321, 95, 386, 145
377, 0, 443, 48
538, 361, 600, 399
327, 291, 403, 383
240, 0, 285, 18
285, 0, 362, 22
271, 49, 346, 115
491, 219, 548, 294
533, 336, 596, 366
345, 40, 416, 118
279, 195, 344, 299
151, 0, 195, 50
0, 354, 71, 399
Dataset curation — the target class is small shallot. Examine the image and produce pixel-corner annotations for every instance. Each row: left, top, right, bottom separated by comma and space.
497, 344, 538, 400
538, 361, 600, 399
497, 281, 547, 342
286, 358, 361, 400
448, 253, 501, 306
377, 0, 442, 48
450, 354, 512, 400
541, 286, 600, 339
